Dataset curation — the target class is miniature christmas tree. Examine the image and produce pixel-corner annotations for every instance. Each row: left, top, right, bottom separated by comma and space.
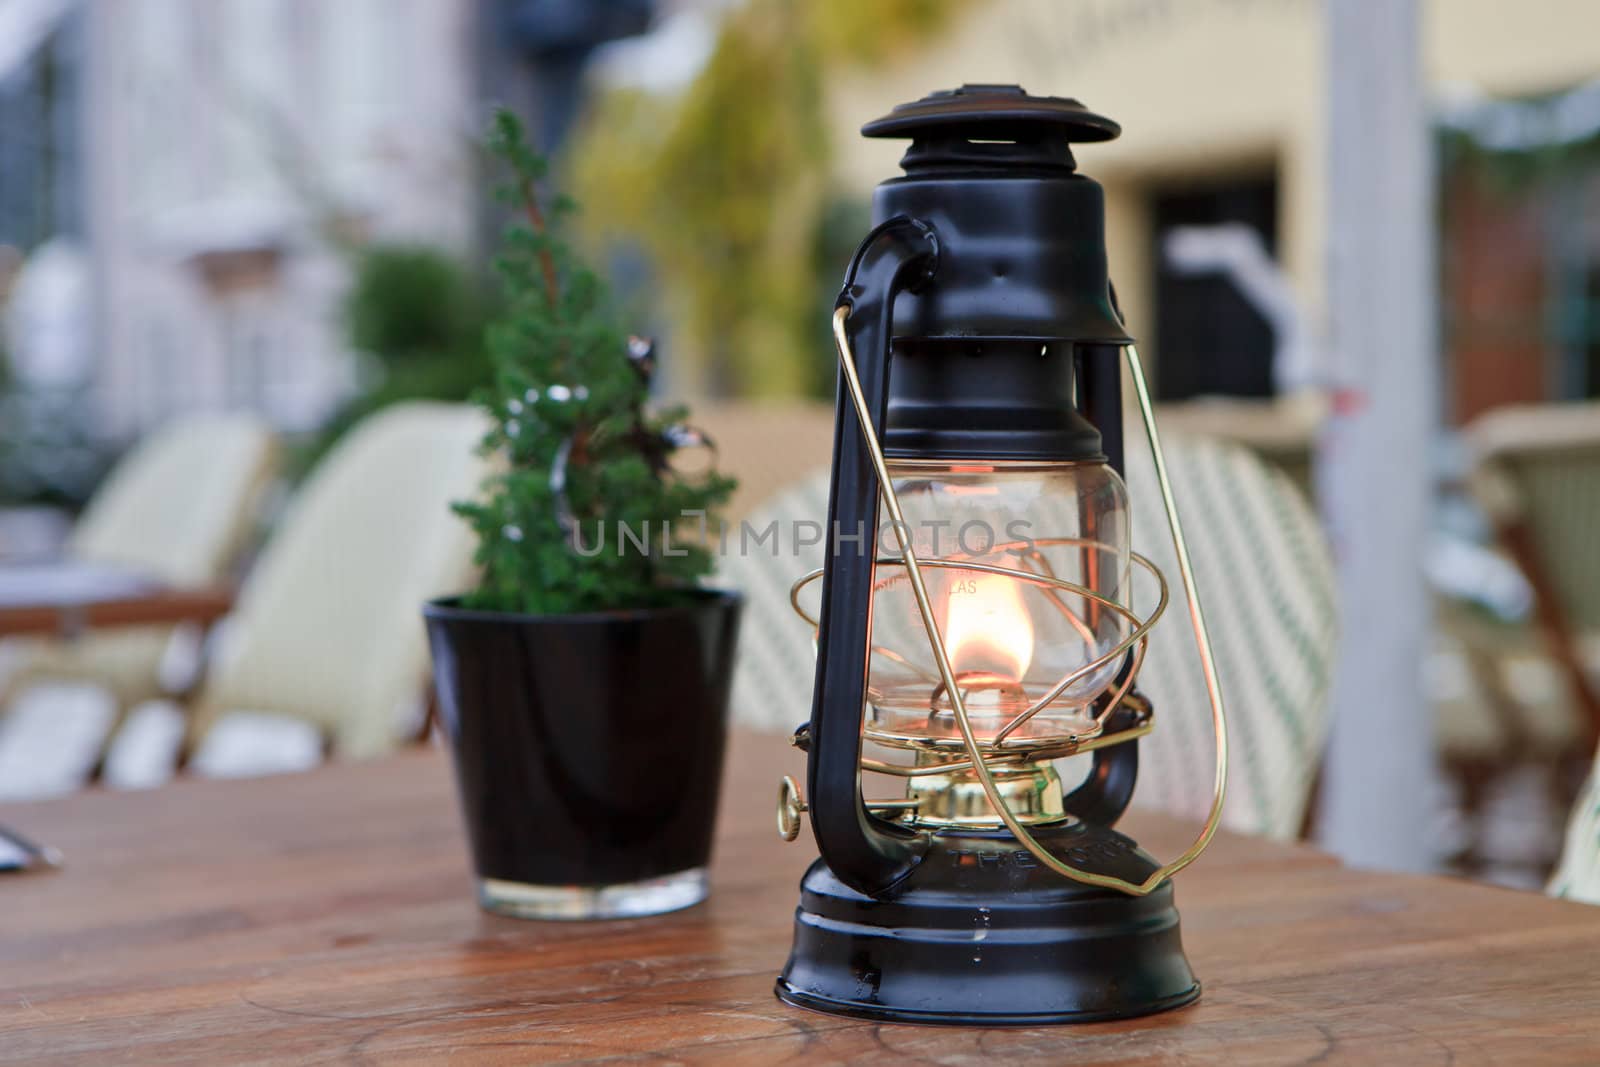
456, 110, 735, 615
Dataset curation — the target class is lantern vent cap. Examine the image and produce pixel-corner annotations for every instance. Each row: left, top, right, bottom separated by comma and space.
863, 84, 1119, 173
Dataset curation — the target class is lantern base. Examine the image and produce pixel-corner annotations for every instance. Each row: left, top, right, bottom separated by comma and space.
776, 822, 1198, 1026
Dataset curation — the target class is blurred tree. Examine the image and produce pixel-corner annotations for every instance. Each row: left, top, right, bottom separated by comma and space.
804, 0, 971, 63
569, 0, 970, 398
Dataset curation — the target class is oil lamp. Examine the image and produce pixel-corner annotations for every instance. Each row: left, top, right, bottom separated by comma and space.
774, 85, 1229, 1025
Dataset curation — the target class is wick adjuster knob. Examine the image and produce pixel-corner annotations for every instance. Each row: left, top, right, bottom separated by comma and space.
777, 776, 807, 842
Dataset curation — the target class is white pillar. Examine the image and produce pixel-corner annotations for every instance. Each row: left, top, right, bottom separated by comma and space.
1316, 0, 1438, 870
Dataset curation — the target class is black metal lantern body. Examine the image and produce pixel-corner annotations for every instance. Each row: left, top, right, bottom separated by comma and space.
775, 86, 1229, 1026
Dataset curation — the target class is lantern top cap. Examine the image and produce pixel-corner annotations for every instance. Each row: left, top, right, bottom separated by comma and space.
862, 84, 1120, 145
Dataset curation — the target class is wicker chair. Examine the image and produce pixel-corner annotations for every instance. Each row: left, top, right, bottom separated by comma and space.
719, 432, 1337, 840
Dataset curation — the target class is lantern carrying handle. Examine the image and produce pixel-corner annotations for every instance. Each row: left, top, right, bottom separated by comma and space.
803, 217, 940, 898
830, 305, 1230, 898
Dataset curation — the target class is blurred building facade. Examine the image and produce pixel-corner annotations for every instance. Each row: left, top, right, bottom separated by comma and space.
4, 0, 1598, 441
826, 0, 1600, 422
85, 0, 479, 436
0, 0, 681, 455
2, 0, 479, 441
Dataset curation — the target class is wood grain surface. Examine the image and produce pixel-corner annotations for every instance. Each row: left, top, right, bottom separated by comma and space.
3, 731, 1599, 1064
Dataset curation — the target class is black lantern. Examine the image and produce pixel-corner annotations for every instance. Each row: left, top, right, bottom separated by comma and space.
774, 86, 1229, 1026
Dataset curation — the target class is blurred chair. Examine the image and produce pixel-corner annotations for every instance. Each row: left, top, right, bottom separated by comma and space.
720, 432, 1337, 841
0, 414, 277, 798
4, 412, 279, 705
104, 402, 489, 786
1439, 401, 1600, 872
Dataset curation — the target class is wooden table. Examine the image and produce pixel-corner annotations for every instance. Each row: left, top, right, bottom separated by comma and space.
0, 562, 233, 638
4, 733, 1600, 1064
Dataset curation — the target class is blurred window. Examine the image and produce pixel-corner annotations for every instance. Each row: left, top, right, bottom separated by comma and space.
1150, 175, 1278, 401
0, 8, 81, 250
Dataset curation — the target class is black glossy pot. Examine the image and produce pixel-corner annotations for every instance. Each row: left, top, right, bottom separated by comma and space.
423, 588, 742, 919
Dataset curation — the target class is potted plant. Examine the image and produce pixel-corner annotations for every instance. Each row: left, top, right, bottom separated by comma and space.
424, 112, 742, 921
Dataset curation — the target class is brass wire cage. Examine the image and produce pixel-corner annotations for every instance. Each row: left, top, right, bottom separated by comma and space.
782, 306, 1230, 898
788, 541, 1167, 757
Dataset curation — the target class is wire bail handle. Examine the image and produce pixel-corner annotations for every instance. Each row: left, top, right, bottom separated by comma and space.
830, 304, 1230, 897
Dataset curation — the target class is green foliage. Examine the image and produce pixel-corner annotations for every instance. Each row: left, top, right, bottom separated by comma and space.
1439, 124, 1600, 199
456, 110, 735, 615
1438, 80, 1600, 199
568, 0, 971, 398
342, 243, 494, 411
346, 245, 486, 369
0, 388, 110, 509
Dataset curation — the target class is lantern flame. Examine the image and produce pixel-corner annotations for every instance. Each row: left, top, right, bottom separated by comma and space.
942, 571, 1034, 683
